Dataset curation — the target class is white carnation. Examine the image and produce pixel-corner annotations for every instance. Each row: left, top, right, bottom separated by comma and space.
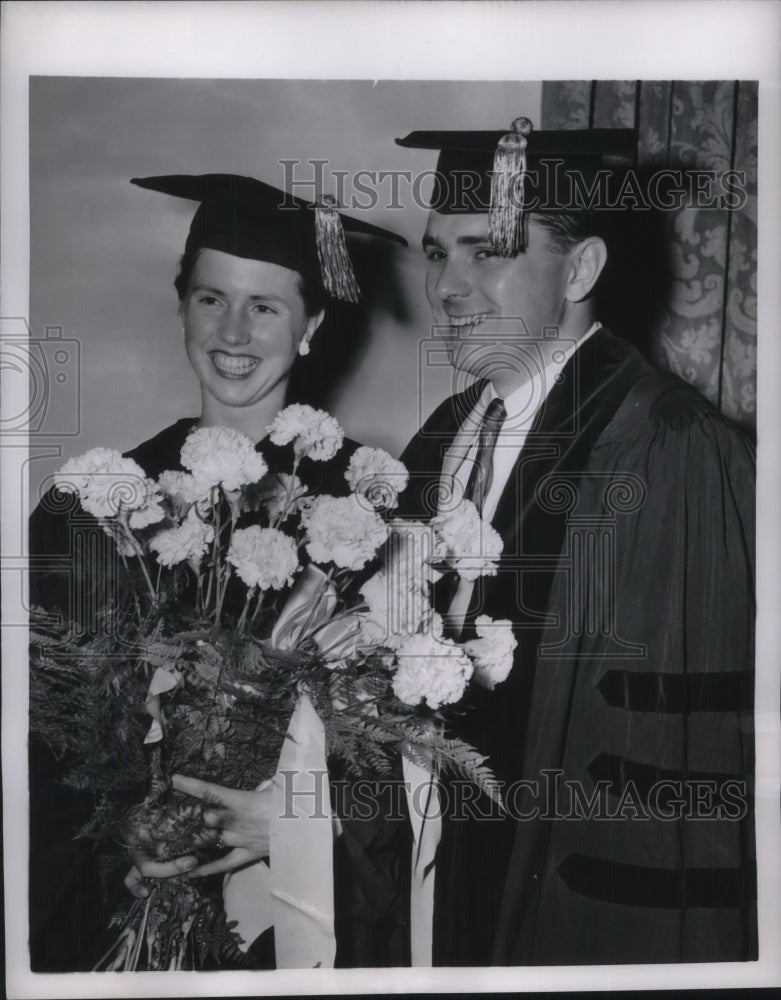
429, 611, 446, 640
357, 520, 437, 649
128, 494, 167, 529
227, 526, 299, 591
149, 508, 215, 568
180, 426, 267, 491
303, 494, 388, 571
385, 519, 437, 592
55, 448, 164, 526
464, 615, 517, 689
391, 632, 473, 710
345, 446, 409, 509
267, 404, 344, 462
431, 499, 503, 581
158, 469, 213, 506
359, 562, 434, 651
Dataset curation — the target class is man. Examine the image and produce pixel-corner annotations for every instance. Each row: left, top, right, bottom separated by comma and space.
396, 120, 756, 965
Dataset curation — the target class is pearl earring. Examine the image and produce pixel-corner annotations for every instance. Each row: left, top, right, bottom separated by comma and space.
298, 340, 311, 357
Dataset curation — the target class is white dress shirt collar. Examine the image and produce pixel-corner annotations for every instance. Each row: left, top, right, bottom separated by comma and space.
440, 322, 601, 628
442, 321, 601, 499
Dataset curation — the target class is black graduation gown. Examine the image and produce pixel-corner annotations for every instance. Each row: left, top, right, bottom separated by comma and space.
400, 328, 756, 966
28, 418, 411, 971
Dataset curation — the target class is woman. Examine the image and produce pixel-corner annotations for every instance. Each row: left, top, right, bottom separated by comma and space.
28, 173, 411, 971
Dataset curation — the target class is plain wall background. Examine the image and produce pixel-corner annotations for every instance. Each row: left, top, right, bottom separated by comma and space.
29, 78, 541, 506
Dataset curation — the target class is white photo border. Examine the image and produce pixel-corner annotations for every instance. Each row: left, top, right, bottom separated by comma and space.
2, 2, 780, 997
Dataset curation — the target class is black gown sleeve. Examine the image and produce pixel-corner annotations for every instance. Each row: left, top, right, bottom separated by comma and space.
27, 423, 194, 971
28, 489, 127, 971
495, 390, 757, 964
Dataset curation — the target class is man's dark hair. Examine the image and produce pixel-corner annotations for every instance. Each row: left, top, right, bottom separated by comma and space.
531, 208, 621, 322
174, 246, 326, 317
531, 211, 599, 254
531, 174, 669, 357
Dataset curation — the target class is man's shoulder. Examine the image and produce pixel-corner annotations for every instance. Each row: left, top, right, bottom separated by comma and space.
593, 331, 747, 447
611, 367, 724, 438
399, 382, 483, 475
410, 381, 485, 440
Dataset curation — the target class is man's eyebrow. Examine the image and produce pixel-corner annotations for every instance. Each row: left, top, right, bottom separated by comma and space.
455, 234, 492, 246
421, 233, 492, 250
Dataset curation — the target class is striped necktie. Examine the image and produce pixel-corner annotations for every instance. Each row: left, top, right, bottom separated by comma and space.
463, 396, 507, 514
432, 397, 507, 633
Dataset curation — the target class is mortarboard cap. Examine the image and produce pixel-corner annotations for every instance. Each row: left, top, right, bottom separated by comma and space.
396, 118, 636, 255
131, 173, 407, 303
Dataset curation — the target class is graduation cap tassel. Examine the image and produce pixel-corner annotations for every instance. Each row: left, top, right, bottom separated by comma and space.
315, 195, 360, 304
490, 116, 533, 256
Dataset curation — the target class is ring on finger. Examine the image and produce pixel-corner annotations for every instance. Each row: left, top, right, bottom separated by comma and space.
216, 830, 226, 852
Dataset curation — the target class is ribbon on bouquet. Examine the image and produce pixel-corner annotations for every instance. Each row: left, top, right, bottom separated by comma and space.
271, 565, 443, 966
403, 756, 442, 967
323, 690, 441, 965
143, 564, 442, 967
223, 565, 346, 968
223, 692, 337, 969
270, 563, 338, 651
256, 723, 442, 969
271, 562, 361, 663
143, 666, 182, 744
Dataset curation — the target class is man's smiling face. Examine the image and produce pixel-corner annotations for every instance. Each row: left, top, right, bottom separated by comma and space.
423, 213, 573, 386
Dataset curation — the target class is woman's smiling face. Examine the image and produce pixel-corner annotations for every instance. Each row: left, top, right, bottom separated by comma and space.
182, 248, 323, 417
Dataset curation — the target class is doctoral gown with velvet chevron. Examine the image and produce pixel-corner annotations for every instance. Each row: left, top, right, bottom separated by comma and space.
399, 328, 756, 966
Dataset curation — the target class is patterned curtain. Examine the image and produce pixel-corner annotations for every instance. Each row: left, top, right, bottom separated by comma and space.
542, 81, 757, 436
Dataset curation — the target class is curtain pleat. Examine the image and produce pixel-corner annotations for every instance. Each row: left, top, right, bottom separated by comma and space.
541, 80, 757, 437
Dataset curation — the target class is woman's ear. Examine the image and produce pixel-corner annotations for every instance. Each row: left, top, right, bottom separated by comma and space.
564, 237, 608, 303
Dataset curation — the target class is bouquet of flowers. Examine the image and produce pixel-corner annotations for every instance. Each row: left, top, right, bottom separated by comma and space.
30, 405, 516, 970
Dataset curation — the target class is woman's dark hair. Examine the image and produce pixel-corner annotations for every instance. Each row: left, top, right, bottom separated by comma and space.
174, 247, 326, 317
